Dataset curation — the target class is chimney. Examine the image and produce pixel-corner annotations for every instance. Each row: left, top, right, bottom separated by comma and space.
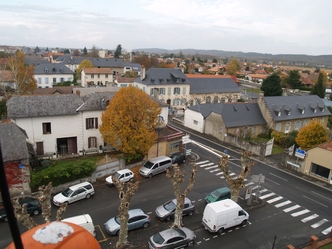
76, 90, 80, 97
140, 65, 145, 80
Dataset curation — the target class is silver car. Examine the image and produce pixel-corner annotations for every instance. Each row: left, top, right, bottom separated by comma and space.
105, 208, 150, 235
148, 227, 196, 249
155, 197, 195, 221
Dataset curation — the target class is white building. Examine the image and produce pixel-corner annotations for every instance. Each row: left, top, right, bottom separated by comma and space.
34, 63, 74, 88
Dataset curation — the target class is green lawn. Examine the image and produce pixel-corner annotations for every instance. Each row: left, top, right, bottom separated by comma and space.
319, 244, 332, 249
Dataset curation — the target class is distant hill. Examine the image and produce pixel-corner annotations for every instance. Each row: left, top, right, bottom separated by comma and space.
133, 48, 332, 68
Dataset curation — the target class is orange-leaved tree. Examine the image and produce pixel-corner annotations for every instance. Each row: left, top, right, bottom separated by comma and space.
99, 85, 161, 160
76, 59, 94, 80
8, 51, 37, 95
295, 119, 329, 150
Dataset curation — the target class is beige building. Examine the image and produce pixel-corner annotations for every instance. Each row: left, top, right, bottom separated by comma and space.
302, 142, 332, 184
81, 68, 114, 87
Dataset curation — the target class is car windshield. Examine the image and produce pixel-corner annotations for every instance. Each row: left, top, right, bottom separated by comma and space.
163, 200, 176, 211
115, 216, 120, 224
61, 188, 73, 197
152, 233, 165, 245
211, 190, 221, 199
143, 161, 154, 169
174, 228, 186, 238
114, 172, 121, 178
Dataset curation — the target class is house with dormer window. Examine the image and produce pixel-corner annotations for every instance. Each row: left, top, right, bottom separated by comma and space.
81, 68, 113, 87
34, 63, 74, 88
257, 93, 330, 133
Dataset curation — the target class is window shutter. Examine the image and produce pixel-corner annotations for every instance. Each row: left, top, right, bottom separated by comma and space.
86, 119, 89, 130
42, 123, 46, 134
88, 137, 91, 148
95, 118, 98, 128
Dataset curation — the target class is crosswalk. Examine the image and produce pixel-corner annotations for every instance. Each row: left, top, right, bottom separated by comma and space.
197, 159, 332, 236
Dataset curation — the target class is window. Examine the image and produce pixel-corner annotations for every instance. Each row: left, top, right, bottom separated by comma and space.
193, 120, 198, 125
276, 123, 281, 131
173, 87, 180, 95
173, 98, 180, 106
220, 97, 225, 103
159, 88, 166, 95
303, 119, 309, 127
170, 141, 180, 150
310, 163, 330, 179
150, 88, 154, 95
206, 97, 211, 103
60, 77, 64, 82
168, 87, 171, 95
294, 121, 301, 130
143, 87, 146, 92
98, 74, 100, 78
53, 78, 56, 83
88, 137, 97, 148
67, 77, 71, 81
285, 122, 291, 133
105, 74, 108, 78
45, 78, 49, 84
42, 122, 51, 134
195, 99, 201, 105
86, 118, 98, 129
91, 74, 94, 79
213, 96, 218, 103
38, 78, 42, 84
182, 87, 186, 95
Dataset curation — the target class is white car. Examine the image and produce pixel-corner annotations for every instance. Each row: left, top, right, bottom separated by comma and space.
52, 182, 94, 206
106, 169, 134, 186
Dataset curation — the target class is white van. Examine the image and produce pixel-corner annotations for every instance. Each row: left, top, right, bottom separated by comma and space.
53, 181, 95, 206
62, 214, 96, 237
139, 156, 172, 178
202, 199, 249, 234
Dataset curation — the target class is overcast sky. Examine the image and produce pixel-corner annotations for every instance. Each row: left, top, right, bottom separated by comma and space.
1, 0, 331, 55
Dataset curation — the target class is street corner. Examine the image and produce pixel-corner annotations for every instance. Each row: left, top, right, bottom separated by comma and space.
240, 197, 267, 211
186, 152, 200, 162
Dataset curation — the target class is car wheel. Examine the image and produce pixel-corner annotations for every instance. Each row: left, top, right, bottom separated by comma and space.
4, 217, 8, 222
33, 209, 40, 216
188, 211, 194, 216
188, 240, 194, 247
143, 222, 149, 228
165, 216, 171, 222
86, 193, 91, 199
218, 228, 224, 234
129, 178, 134, 182
148, 174, 153, 178
64, 201, 69, 206
241, 219, 247, 226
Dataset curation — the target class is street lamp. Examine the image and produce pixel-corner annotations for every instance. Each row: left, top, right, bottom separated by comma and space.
156, 115, 164, 157
19, 161, 25, 198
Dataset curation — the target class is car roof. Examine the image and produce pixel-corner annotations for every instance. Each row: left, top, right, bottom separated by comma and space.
159, 228, 181, 238
216, 187, 230, 192
128, 209, 145, 218
148, 156, 171, 163
117, 169, 133, 174
171, 197, 191, 204
69, 182, 92, 190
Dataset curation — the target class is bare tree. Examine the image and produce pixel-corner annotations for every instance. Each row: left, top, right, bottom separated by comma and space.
12, 198, 38, 229
218, 151, 255, 202
166, 163, 198, 228
37, 182, 52, 223
112, 175, 139, 249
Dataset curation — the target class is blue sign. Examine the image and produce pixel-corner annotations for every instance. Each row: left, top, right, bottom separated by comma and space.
295, 148, 306, 155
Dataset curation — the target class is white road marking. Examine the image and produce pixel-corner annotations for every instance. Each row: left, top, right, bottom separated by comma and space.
205, 165, 218, 170
283, 205, 301, 213
259, 188, 268, 193
260, 193, 275, 200
267, 196, 283, 204
322, 226, 332, 235
301, 214, 319, 223
245, 182, 254, 187
311, 219, 328, 229
210, 169, 220, 173
265, 178, 280, 185
311, 191, 332, 202
275, 200, 292, 208
303, 195, 328, 208
216, 172, 224, 175
196, 160, 209, 165
269, 173, 288, 181
229, 172, 236, 176
291, 209, 310, 217
200, 162, 214, 168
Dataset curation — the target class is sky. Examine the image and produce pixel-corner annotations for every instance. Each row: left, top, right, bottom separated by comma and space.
0, 0, 331, 55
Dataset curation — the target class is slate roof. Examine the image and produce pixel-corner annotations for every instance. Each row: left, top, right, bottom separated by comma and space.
79, 92, 117, 111
7, 94, 83, 118
34, 63, 74, 75
55, 55, 125, 68
189, 102, 266, 128
134, 68, 188, 85
25, 59, 51, 67
189, 78, 241, 94
0, 122, 30, 162
32, 86, 74, 95
264, 95, 330, 121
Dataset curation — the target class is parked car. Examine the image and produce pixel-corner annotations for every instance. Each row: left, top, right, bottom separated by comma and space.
148, 227, 196, 249
106, 169, 134, 186
139, 156, 172, 178
155, 197, 195, 221
105, 208, 150, 235
0, 197, 42, 222
205, 187, 231, 203
53, 182, 95, 206
170, 152, 186, 165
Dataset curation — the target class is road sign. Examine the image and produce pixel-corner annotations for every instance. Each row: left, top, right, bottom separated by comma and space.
251, 174, 265, 183
185, 149, 192, 156
295, 148, 306, 159
182, 135, 191, 144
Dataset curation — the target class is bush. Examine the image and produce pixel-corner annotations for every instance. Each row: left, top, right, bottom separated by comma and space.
30, 159, 96, 189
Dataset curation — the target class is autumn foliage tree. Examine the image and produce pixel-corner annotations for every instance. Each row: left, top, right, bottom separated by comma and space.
76, 59, 94, 80
166, 163, 198, 228
8, 51, 37, 95
218, 151, 255, 202
295, 119, 329, 150
226, 58, 241, 76
99, 86, 161, 160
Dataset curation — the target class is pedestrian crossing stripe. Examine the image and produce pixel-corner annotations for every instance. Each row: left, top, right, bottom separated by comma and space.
245, 182, 254, 187
301, 214, 319, 223
210, 169, 220, 173
291, 209, 310, 217
205, 165, 218, 170
322, 226, 332, 235
260, 193, 275, 200
200, 162, 214, 168
283, 205, 301, 213
267, 196, 283, 204
196, 160, 209, 165
259, 189, 268, 193
311, 219, 328, 229
216, 172, 223, 175
275, 200, 292, 208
